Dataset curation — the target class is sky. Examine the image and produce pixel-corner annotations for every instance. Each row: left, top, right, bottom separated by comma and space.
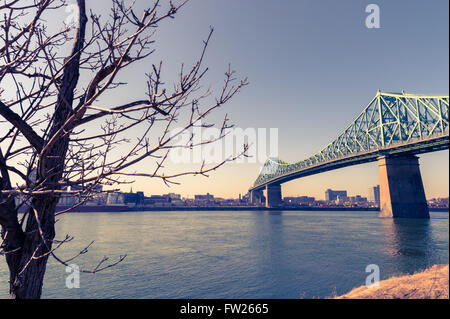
121, 0, 450, 200
2, 0, 449, 200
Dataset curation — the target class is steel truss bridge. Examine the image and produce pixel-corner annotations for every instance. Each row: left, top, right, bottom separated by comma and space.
250, 91, 449, 192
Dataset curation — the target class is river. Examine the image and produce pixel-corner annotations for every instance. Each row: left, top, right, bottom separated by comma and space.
0, 210, 448, 298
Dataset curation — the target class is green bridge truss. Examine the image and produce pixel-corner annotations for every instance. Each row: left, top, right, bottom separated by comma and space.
253, 91, 449, 188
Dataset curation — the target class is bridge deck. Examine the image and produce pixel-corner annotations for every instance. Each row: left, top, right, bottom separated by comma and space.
250, 133, 449, 192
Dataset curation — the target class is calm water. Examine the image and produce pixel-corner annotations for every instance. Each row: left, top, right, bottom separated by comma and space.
0, 210, 448, 299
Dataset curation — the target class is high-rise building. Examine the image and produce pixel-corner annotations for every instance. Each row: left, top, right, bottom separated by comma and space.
325, 189, 347, 201
369, 185, 380, 205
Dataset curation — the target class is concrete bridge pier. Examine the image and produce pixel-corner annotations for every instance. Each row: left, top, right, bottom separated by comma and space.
378, 155, 429, 218
250, 190, 264, 205
265, 184, 282, 208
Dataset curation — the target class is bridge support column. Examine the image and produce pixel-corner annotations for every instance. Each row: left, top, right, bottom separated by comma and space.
378, 155, 429, 218
265, 184, 282, 208
250, 190, 264, 205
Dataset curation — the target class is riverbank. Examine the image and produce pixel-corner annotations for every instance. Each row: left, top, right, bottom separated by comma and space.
336, 264, 449, 299
58, 205, 447, 213
127, 206, 380, 212
55, 205, 381, 213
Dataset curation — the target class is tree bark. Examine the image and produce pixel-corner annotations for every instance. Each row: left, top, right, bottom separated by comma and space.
6, 197, 57, 299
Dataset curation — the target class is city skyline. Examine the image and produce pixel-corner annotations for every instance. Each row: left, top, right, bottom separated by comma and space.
50, 183, 449, 210
113, 181, 448, 203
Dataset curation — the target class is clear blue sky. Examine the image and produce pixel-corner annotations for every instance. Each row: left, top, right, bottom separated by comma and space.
9, 0, 448, 200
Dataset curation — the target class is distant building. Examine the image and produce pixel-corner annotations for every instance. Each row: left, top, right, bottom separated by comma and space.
284, 196, 315, 206
123, 191, 144, 206
240, 193, 251, 204
349, 195, 368, 204
144, 195, 171, 206
368, 185, 380, 206
194, 193, 214, 201
58, 187, 75, 206
58, 184, 105, 206
325, 189, 347, 201
106, 192, 125, 205
427, 197, 449, 208
336, 195, 349, 204
192, 193, 214, 206
164, 193, 181, 200
162, 193, 183, 206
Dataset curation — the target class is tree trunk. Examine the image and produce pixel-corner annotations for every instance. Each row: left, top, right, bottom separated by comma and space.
7, 198, 57, 299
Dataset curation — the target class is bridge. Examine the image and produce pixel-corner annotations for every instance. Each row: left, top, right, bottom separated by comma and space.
249, 91, 449, 218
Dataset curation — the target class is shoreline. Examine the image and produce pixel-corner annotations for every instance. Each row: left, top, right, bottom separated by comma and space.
336, 264, 449, 299
55, 205, 449, 213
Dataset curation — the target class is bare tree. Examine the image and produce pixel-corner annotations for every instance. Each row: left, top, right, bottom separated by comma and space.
0, 0, 247, 298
